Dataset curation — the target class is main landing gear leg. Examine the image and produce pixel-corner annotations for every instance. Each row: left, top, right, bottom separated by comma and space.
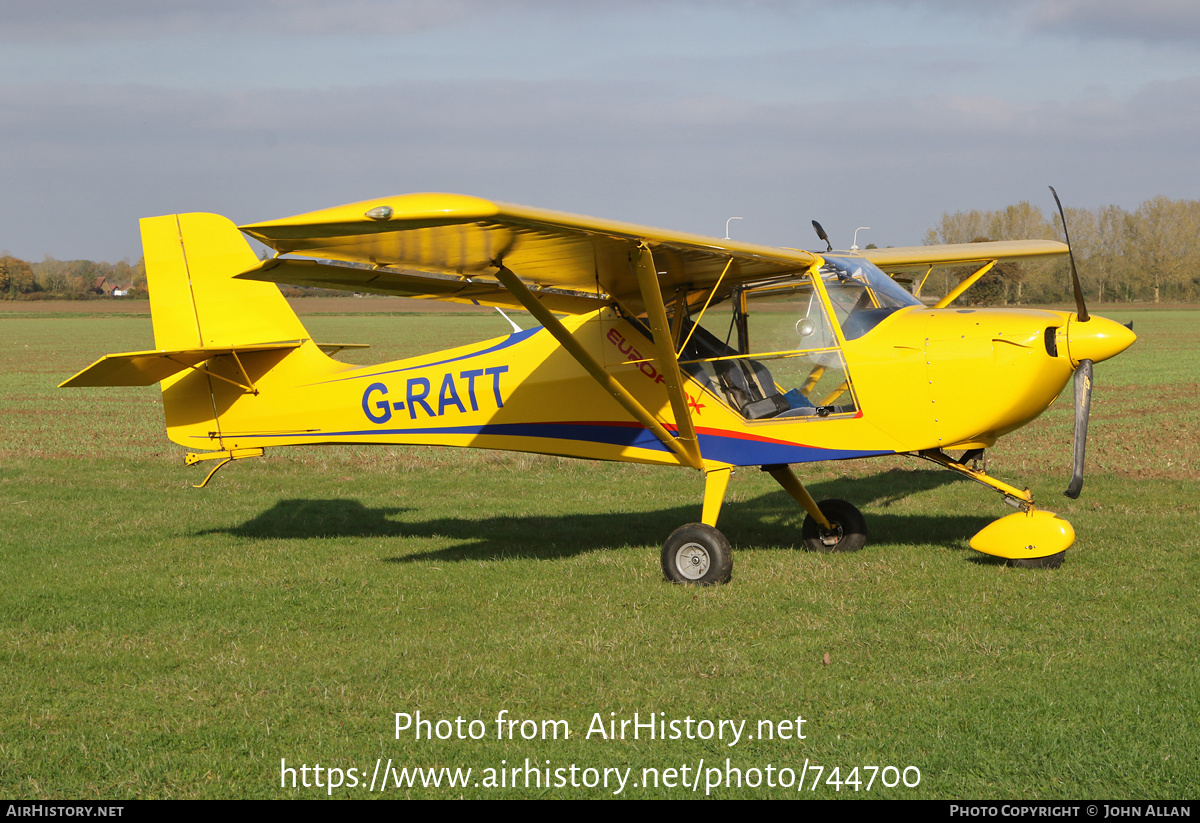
701, 467, 732, 527
661, 467, 734, 585
762, 464, 867, 553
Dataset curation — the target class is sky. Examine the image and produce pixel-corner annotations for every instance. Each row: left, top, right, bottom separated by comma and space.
2, 0, 1199, 262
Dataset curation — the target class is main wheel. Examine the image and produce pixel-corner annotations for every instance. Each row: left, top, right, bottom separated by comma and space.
661, 523, 733, 585
802, 499, 867, 553
1011, 551, 1066, 569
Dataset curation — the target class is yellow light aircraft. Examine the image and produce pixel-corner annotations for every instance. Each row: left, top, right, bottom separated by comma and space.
62, 192, 1135, 583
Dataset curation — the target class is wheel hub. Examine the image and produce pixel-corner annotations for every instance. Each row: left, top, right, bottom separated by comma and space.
819, 522, 844, 547
675, 543, 711, 580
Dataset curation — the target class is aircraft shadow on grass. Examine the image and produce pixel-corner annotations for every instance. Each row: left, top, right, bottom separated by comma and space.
200, 468, 1001, 564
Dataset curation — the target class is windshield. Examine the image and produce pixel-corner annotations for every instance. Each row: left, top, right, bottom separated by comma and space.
819, 255, 921, 340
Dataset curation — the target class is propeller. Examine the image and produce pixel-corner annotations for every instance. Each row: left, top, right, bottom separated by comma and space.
1049, 186, 1092, 499
1049, 186, 1089, 322
1064, 359, 1092, 499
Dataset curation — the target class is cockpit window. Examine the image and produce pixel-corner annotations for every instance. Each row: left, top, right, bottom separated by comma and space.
676, 272, 858, 420
665, 260, 915, 420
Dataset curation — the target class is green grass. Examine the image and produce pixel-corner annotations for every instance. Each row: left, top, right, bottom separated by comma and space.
0, 307, 1197, 799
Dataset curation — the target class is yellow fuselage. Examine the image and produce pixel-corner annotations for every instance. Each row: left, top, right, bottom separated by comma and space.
166, 305, 1129, 471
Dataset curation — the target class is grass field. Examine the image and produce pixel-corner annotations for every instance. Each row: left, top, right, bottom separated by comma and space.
1, 303, 1197, 799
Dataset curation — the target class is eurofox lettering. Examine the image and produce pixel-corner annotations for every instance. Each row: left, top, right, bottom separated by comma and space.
606, 328, 667, 384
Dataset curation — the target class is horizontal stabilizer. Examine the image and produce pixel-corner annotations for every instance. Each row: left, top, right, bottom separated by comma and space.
58, 342, 302, 388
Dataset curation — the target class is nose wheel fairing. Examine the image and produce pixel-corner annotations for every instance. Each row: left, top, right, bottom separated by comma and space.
969, 509, 1076, 562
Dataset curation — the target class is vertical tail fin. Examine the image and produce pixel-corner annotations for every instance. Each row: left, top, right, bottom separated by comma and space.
143, 213, 319, 450
64, 212, 338, 461
142, 212, 310, 349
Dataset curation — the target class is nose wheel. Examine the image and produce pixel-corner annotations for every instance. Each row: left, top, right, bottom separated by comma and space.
661, 523, 733, 585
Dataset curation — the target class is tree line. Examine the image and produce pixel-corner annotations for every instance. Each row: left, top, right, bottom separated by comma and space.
923, 195, 1200, 305
2, 195, 1197, 304
0, 254, 331, 300
0, 256, 148, 300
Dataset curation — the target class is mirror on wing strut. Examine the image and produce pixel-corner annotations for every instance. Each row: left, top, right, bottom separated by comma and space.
811, 220, 833, 252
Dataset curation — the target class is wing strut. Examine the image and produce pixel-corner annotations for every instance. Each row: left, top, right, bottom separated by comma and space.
933, 260, 996, 309
677, 257, 734, 356
914, 264, 934, 299
492, 263, 704, 471
632, 244, 702, 468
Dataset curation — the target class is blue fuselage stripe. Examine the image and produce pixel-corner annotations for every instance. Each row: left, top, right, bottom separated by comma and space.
227, 420, 890, 465
315, 327, 543, 385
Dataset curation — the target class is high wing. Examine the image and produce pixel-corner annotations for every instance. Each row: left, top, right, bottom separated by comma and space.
238, 195, 1069, 312
859, 239, 1069, 273
858, 239, 1069, 305
237, 193, 819, 314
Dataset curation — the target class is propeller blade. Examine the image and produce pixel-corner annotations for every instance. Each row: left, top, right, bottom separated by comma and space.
1049, 186, 1090, 322
1064, 358, 1093, 499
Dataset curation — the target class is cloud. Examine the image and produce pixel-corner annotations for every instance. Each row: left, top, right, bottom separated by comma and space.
0, 0, 763, 41
8, 1, 1200, 45
3, 71, 1198, 260
0, 0, 488, 40
1024, 0, 1200, 44
789, 0, 1200, 44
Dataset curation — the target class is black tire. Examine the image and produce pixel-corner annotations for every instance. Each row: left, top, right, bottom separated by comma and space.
1011, 551, 1066, 569
661, 524, 733, 585
801, 499, 867, 553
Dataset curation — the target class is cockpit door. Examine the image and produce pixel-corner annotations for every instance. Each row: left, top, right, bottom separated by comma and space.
680, 269, 859, 420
